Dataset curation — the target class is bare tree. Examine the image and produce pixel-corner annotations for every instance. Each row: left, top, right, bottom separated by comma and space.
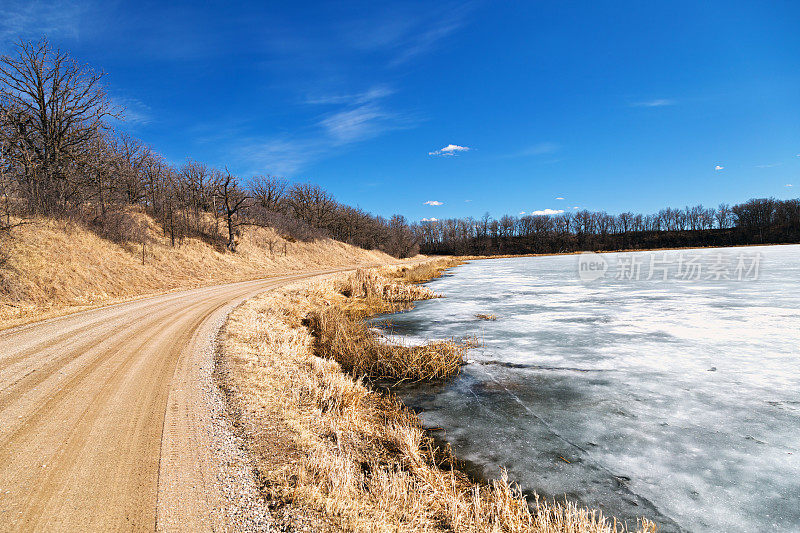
0, 38, 117, 214
250, 175, 287, 212
716, 203, 732, 229
287, 183, 335, 228
216, 171, 249, 251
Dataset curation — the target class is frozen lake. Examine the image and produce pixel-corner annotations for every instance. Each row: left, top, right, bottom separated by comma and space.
378, 245, 800, 532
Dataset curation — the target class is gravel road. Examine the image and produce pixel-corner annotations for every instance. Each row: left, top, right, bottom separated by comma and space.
0, 269, 345, 531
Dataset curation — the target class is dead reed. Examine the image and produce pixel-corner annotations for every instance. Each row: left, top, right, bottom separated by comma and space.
386, 257, 463, 284
307, 306, 464, 381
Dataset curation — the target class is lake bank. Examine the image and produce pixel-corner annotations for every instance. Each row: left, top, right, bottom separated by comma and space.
216, 258, 657, 532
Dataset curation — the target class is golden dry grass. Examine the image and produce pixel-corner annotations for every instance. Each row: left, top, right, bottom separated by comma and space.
385, 257, 463, 284
218, 261, 658, 533
0, 210, 396, 329
308, 306, 465, 381
334, 267, 439, 314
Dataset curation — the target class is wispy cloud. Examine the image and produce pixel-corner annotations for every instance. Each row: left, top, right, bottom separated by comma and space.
341, 3, 472, 67
234, 138, 324, 175
389, 18, 461, 66
519, 142, 559, 156
314, 84, 411, 144
786, 184, 794, 188
319, 104, 394, 144
232, 84, 412, 174
424, 200, 443, 206
631, 98, 675, 108
555, 196, 565, 200
715, 165, 724, 171
0, 0, 83, 45
500, 142, 560, 160
756, 163, 781, 168
529, 208, 564, 216
304, 85, 395, 106
113, 96, 153, 127
429, 144, 470, 156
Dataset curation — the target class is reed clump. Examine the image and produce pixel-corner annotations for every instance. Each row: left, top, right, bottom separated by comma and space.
308, 306, 464, 381
335, 268, 439, 315
386, 257, 463, 284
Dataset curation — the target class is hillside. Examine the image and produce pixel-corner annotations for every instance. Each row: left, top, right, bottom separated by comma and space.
0, 210, 398, 329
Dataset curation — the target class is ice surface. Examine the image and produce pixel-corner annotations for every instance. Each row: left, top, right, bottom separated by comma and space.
376, 245, 800, 532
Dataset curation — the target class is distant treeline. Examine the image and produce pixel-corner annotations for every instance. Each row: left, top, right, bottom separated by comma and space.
413, 198, 800, 255
0, 39, 418, 258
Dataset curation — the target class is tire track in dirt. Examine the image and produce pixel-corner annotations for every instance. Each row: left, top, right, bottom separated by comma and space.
0, 268, 358, 531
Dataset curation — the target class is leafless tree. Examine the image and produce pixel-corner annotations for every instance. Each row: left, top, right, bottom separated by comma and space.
287, 183, 335, 228
716, 203, 732, 229
251, 175, 287, 212
216, 171, 249, 251
0, 38, 117, 213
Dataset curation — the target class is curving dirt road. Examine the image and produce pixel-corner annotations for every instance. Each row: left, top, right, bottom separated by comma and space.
0, 269, 346, 531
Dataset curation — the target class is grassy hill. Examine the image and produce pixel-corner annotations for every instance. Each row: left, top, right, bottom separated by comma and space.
0, 210, 397, 329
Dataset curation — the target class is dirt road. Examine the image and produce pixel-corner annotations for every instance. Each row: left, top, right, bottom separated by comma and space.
0, 269, 342, 531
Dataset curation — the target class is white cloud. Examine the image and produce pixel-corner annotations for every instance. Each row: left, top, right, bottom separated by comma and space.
632, 99, 675, 107
756, 163, 780, 168
715, 165, 724, 171
555, 197, 565, 200
464, 199, 472, 202
786, 184, 794, 188
424, 200, 443, 206
573, 206, 580, 209
518, 211, 526, 215
429, 144, 470, 156
529, 208, 564, 216
421, 217, 438, 222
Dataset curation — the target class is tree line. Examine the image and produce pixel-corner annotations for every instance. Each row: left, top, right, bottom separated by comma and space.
0, 39, 418, 258
413, 198, 800, 255
4, 39, 798, 262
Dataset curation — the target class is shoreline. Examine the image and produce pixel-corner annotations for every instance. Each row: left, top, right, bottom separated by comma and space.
216, 259, 658, 532
451, 240, 800, 261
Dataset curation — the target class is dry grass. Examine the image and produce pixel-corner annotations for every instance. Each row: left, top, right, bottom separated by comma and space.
313, 262, 467, 381
308, 306, 465, 381
334, 267, 439, 315
385, 257, 463, 284
0, 209, 396, 329
475, 313, 497, 321
218, 261, 658, 532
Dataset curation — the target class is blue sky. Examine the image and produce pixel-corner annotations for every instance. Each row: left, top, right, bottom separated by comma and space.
2, 1, 799, 221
